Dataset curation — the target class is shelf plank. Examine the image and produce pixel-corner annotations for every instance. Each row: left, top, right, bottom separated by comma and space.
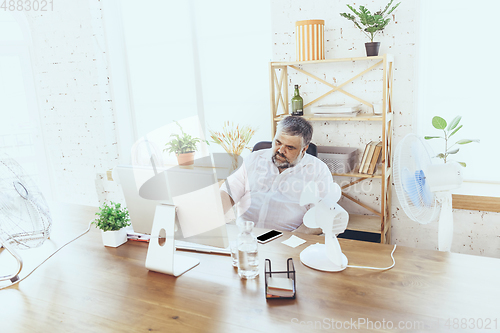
333, 165, 383, 179
346, 214, 381, 234
274, 114, 383, 122
333, 171, 382, 179
271, 55, 389, 67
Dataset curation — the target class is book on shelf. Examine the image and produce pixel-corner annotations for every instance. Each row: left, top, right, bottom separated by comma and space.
361, 141, 379, 174
358, 141, 373, 173
367, 142, 383, 175
266, 277, 295, 298
310, 104, 361, 114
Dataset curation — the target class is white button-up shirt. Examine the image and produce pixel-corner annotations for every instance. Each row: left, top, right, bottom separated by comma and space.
221, 148, 335, 231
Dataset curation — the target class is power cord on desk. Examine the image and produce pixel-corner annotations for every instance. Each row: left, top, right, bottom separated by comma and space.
347, 244, 397, 271
0, 220, 93, 290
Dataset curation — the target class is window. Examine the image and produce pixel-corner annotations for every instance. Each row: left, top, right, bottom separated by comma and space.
103, 0, 272, 164
0, 12, 51, 198
416, 0, 500, 187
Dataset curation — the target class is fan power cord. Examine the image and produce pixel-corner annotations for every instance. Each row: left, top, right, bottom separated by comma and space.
0, 220, 93, 290
347, 244, 397, 271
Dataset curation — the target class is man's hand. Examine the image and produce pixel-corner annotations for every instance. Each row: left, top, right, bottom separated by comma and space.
293, 223, 323, 235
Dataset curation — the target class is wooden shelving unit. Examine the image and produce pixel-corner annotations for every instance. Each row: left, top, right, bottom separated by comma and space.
269, 54, 394, 244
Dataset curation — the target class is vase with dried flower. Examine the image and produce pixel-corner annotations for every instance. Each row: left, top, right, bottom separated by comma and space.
209, 122, 257, 174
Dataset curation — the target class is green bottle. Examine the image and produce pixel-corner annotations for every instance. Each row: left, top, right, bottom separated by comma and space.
291, 85, 303, 116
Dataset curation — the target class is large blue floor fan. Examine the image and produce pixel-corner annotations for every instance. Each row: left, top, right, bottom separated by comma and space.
393, 134, 463, 251
0, 153, 52, 282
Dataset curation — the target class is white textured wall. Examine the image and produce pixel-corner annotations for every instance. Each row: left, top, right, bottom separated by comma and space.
25, 0, 498, 257
25, 0, 119, 206
271, 0, 500, 258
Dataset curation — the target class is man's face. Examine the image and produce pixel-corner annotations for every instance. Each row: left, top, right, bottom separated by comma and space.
271, 131, 307, 169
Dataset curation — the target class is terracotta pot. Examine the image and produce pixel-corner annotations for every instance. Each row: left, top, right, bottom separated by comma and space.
176, 152, 195, 165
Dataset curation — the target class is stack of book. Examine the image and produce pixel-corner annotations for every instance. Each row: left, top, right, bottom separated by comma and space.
266, 276, 295, 298
358, 141, 382, 175
311, 104, 361, 117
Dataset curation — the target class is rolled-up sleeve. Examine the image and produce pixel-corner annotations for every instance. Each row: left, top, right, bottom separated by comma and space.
220, 163, 248, 204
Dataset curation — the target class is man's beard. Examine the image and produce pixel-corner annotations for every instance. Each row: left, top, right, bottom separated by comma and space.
272, 151, 303, 169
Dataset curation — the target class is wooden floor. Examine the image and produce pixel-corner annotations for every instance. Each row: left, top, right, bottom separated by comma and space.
1, 203, 500, 332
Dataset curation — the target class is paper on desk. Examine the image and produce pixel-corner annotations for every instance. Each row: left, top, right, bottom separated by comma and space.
281, 235, 306, 248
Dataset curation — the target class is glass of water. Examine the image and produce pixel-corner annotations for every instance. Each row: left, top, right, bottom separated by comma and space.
237, 221, 259, 279
229, 240, 238, 267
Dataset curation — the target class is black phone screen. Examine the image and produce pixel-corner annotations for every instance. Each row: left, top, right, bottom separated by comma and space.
257, 230, 282, 242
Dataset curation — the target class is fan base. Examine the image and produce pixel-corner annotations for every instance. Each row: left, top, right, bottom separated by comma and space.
300, 244, 348, 272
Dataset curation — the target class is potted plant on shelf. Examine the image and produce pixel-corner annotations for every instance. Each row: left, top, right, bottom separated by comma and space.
164, 121, 208, 166
340, 0, 401, 56
93, 201, 131, 247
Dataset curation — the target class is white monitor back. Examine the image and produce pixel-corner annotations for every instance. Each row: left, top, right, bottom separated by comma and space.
114, 165, 158, 234
115, 165, 228, 248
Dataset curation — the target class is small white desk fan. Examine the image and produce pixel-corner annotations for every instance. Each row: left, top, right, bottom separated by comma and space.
393, 133, 463, 251
299, 181, 349, 272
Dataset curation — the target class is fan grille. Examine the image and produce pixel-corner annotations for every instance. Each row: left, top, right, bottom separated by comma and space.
393, 134, 439, 224
0, 154, 52, 249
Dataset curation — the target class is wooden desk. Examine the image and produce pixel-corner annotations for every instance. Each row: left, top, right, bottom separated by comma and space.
1, 204, 499, 332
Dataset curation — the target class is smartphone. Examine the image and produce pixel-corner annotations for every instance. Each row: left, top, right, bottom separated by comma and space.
257, 229, 283, 244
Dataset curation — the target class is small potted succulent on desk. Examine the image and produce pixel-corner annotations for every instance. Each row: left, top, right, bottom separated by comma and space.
93, 201, 131, 247
340, 0, 401, 56
164, 121, 208, 166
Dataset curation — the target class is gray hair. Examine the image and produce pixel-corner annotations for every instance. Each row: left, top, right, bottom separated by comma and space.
276, 116, 313, 148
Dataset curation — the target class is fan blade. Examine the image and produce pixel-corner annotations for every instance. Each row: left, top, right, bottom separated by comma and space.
415, 170, 433, 207
402, 168, 421, 207
302, 207, 318, 228
437, 192, 453, 252
329, 183, 342, 204
402, 168, 434, 208
300, 181, 319, 206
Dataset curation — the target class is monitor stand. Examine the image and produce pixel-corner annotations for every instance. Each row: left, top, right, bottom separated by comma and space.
145, 204, 199, 277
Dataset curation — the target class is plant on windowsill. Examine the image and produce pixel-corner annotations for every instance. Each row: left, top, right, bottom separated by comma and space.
93, 201, 131, 247
164, 121, 208, 166
340, 0, 401, 56
424, 116, 479, 167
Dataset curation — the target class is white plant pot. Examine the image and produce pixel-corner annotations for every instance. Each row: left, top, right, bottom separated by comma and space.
101, 228, 127, 248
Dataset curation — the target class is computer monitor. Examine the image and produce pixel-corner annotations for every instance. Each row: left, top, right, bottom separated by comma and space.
114, 165, 158, 235
115, 164, 229, 276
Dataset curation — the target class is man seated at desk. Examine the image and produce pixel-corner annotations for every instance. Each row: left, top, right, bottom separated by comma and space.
220, 116, 336, 234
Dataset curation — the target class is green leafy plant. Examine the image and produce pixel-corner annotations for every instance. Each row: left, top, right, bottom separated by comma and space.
164, 121, 208, 155
340, 0, 401, 42
424, 116, 479, 167
92, 201, 131, 232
